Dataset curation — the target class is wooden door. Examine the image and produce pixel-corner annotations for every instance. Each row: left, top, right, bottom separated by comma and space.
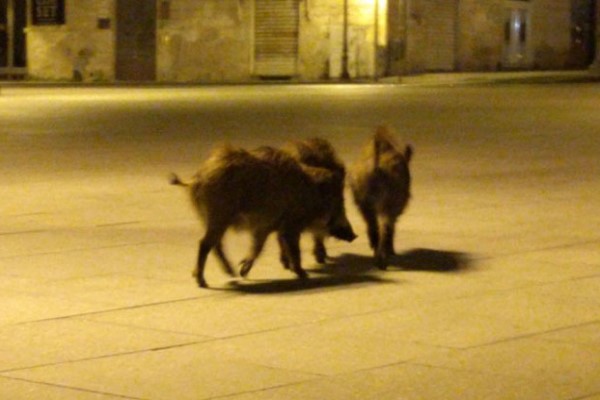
116, 0, 157, 81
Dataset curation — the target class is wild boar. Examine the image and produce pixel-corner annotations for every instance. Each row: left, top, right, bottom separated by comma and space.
283, 137, 350, 266
350, 126, 413, 269
171, 143, 355, 288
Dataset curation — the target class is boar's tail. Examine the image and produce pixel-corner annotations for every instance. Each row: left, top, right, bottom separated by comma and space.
169, 173, 190, 187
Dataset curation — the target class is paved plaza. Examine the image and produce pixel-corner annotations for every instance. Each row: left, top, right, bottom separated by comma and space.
1, 74, 600, 399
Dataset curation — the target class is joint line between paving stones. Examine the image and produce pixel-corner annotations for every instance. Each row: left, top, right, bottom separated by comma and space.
95, 220, 141, 228
0, 229, 48, 236
0, 341, 206, 374
480, 237, 600, 261
75, 318, 212, 339
0, 240, 164, 261
450, 273, 600, 302
0, 341, 326, 392
462, 318, 600, 350
8, 295, 222, 327
0, 374, 147, 400
206, 379, 322, 400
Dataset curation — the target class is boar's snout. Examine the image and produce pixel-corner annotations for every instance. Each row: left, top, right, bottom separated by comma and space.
329, 219, 357, 242
336, 227, 357, 242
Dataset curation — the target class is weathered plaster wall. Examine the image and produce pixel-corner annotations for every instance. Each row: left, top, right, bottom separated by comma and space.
298, 1, 332, 80
531, 0, 571, 68
456, 0, 505, 71
23, 0, 576, 82
27, 0, 114, 81
299, 0, 379, 80
157, 0, 252, 82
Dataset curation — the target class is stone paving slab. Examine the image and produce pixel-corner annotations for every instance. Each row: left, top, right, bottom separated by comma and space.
2, 80, 600, 399
5, 346, 319, 400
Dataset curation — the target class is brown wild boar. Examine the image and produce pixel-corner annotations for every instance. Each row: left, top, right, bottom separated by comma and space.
350, 126, 413, 269
171, 144, 356, 288
283, 137, 349, 266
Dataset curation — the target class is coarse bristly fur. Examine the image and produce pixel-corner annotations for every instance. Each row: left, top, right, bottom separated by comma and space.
171, 142, 355, 288
283, 137, 352, 266
350, 126, 413, 269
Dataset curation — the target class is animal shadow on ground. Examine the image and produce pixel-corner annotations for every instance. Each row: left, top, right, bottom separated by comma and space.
224, 251, 393, 294
225, 273, 386, 294
323, 248, 473, 274
224, 248, 472, 294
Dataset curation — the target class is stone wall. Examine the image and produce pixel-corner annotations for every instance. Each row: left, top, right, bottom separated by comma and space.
531, 0, 571, 69
386, 0, 408, 76
590, 0, 600, 73
157, 0, 252, 82
27, 0, 115, 81
298, 0, 380, 80
298, 1, 332, 80
156, 0, 379, 82
22, 0, 577, 82
454, 0, 572, 72
456, 0, 505, 71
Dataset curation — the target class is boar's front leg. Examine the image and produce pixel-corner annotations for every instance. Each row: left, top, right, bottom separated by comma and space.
279, 229, 308, 280
280, 232, 327, 268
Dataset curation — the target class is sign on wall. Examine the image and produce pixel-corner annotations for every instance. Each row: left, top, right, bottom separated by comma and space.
32, 0, 65, 25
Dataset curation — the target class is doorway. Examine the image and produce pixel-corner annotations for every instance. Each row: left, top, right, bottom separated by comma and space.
0, 0, 27, 79
503, 3, 531, 69
116, 0, 156, 81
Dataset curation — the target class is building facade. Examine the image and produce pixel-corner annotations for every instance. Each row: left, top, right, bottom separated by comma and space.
0, 0, 592, 82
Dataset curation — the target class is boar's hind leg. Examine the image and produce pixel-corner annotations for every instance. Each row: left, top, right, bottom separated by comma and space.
279, 230, 308, 280
195, 226, 227, 288
312, 234, 327, 264
277, 233, 291, 270
358, 203, 379, 251
240, 228, 270, 278
214, 243, 236, 277
382, 219, 396, 258
375, 219, 395, 270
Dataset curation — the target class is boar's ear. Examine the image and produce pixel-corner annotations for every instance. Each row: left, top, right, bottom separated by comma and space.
311, 167, 339, 194
404, 145, 413, 163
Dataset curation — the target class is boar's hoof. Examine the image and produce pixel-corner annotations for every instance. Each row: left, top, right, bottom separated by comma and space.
314, 249, 327, 264
239, 259, 254, 278
192, 268, 208, 287
375, 256, 388, 271
294, 269, 309, 280
279, 255, 291, 270
196, 277, 208, 288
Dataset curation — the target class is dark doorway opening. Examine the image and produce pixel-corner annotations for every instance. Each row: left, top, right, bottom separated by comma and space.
0, 0, 27, 79
116, 0, 156, 81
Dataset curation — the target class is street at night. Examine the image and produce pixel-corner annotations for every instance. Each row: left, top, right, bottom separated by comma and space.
2, 79, 600, 399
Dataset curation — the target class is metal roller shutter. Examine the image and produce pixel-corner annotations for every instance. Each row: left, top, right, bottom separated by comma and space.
254, 0, 299, 77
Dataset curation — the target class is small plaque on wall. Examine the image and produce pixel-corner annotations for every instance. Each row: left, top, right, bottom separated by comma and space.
32, 0, 66, 25
97, 18, 111, 30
